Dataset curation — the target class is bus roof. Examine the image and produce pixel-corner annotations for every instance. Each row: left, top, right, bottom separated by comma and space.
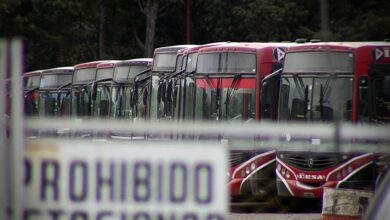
154, 44, 197, 54
41, 66, 74, 75
177, 42, 230, 56
96, 60, 121, 69
198, 42, 293, 54
114, 58, 153, 67
286, 41, 390, 52
73, 60, 113, 70
23, 70, 43, 77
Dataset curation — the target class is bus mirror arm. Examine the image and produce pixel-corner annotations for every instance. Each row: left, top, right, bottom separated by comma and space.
91, 80, 97, 101
261, 68, 283, 86
134, 68, 152, 78
25, 87, 39, 96
180, 70, 196, 79
132, 68, 152, 85
166, 69, 185, 80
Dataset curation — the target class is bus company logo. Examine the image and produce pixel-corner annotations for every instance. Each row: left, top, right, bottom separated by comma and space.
297, 173, 326, 180
308, 158, 314, 168
373, 48, 385, 60
273, 47, 286, 62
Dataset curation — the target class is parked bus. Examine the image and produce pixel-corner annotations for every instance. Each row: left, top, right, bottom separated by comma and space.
139, 45, 196, 121
192, 43, 292, 199
38, 67, 73, 117
111, 58, 152, 120
155, 47, 191, 123
266, 41, 390, 198
72, 60, 111, 118
169, 43, 227, 122
23, 70, 42, 116
91, 60, 120, 118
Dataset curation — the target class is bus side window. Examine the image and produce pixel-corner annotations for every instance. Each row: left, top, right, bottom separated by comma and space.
357, 76, 369, 123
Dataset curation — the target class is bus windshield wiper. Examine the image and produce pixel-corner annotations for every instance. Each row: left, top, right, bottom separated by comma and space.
293, 74, 306, 99
320, 74, 336, 103
95, 78, 113, 83
57, 82, 72, 90
25, 87, 39, 95
225, 73, 242, 106
203, 74, 214, 89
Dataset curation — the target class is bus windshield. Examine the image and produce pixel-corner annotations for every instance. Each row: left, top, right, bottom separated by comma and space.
93, 84, 111, 117
39, 90, 71, 117
279, 74, 353, 122
72, 86, 91, 117
110, 86, 134, 119
194, 77, 256, 121
372, 78, 390, 123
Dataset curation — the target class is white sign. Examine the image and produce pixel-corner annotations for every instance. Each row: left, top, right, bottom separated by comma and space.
22, 140, 228, 220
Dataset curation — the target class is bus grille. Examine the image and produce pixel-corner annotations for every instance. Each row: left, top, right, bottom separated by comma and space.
283, 154, 340, 171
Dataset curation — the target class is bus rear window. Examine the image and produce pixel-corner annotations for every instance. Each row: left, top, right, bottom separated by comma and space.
284, 52, 353, 73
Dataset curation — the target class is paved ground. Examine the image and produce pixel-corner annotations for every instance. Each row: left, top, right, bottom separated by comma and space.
226, 213, 322, 220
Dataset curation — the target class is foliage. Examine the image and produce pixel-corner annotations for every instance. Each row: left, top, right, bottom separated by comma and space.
0, 0, 389, 71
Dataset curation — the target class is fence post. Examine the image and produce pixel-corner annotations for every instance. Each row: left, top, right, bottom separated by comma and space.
0, 39, 8, 220
334, 121, 340, 152
10, 38, 24, 220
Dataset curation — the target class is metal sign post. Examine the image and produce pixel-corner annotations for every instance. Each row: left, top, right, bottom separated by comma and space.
0, 38, 8, 220
10, 38, 24, 220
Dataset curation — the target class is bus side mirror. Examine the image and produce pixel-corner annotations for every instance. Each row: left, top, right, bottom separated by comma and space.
91, 81, 97, 101
143, 89, 148, 106
157, 85, 162, 104
161, 82, 167, 102
383, 76, 390, 99
167, 80, 173, 102
173, 87, 178, 107
129, 89, 135, 107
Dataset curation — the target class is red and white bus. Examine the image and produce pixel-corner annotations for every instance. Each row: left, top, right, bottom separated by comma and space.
23, 70, 42, 116
38, 67, 73, 117
111, 58, 153, 120
91, 60, 121, 118
72, 60, 112, 118
170, 43, 227, 122
143, 45, 196, 121
192, 42, 292, 199
271, 41, 390, 198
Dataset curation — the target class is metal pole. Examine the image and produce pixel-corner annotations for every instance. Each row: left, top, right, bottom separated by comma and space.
320, 0, 330, 41
186, 0, 192, 44
10, 38, 24, 220
0, 39, 8, 220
